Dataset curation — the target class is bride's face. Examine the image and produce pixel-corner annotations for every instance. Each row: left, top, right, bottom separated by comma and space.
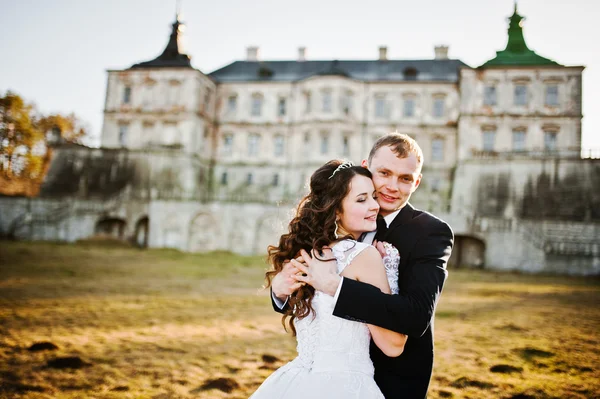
337, 175, 379, 240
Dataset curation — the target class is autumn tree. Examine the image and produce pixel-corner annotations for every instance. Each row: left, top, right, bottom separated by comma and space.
0, 91, 87, 196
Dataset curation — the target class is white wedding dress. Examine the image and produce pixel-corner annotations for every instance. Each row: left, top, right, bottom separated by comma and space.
251, 239, 400, 399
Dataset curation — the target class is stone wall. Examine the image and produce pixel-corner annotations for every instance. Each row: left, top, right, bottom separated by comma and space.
0, 197, 292, 257
451, 155, 600, 221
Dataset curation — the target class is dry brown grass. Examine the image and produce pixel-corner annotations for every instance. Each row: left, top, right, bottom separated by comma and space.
0, 241, 598, 399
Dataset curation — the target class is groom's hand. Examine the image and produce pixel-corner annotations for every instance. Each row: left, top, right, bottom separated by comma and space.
272, 260, 304, 300
373, 240, 387, 258
292, 248, 341, 296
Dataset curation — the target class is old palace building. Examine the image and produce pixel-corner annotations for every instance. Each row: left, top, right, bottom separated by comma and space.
1, 5, 597, 274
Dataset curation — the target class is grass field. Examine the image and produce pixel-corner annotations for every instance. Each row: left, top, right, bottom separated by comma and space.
0, 241, 598, 399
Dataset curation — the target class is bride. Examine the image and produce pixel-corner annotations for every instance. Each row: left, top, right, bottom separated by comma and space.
251, 160, 406, 399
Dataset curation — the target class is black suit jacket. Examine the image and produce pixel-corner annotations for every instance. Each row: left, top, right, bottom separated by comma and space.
334, 203, 453, 399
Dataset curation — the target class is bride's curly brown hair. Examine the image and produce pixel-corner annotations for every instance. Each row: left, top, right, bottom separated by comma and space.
265, 160, 373, 335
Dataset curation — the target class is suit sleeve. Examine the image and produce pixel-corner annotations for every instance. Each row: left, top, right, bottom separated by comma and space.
271, 288, 289, 314
333, 220, 453, 337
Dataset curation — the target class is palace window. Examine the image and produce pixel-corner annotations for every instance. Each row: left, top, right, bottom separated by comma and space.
342, 136, 350, 157
375, 95, 387, 118
246, 173, 253, 185
514, 85, 528, 106
403, 98, 415, 117
341, 91, 353, 115
303, 132, 311, 157
248, 133, 261, 156
220, 171, 228, 185
512, 129, 526, 152
544, 131, 558, 151
278, 98, 287, 116
320, 133, 329, 155
482, 129, 496, 152
272, 173, 279, 187
432, 97, 445, 118
431, 138, 444, 162
403, 67, 418, 81
251, 94, 263, 116
227, 95, 237, 113
484, 86, 497, 106
274, 135, 285, 156
222, 134, 233, 156
545, 85, 559, 106
123, 86, 132, 104
305, 92, 312, 113
322, 90, 332, 113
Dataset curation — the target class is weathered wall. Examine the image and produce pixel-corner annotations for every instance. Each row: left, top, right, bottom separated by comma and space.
451, 156, 600, 222
38, 145, 210, 202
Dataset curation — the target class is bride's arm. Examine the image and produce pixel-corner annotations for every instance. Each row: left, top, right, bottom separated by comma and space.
342, 246, 407, 357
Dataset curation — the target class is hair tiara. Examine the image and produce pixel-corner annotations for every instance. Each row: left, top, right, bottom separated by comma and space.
328, 160, 355, 179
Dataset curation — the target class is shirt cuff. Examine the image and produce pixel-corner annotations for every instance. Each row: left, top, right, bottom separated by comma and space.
332, 277, 344, 305
272, 291, 288, 309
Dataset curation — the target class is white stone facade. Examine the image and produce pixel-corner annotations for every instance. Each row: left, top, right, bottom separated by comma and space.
458, 66, 583, 160
101, 68, 215, 158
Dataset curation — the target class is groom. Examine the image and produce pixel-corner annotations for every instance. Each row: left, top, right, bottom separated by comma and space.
272, 133, 454, 399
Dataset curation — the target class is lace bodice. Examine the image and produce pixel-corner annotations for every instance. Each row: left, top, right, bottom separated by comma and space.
292, 239, 399, 375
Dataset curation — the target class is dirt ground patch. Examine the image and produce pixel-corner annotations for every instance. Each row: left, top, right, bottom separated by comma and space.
1, 241, 598, 398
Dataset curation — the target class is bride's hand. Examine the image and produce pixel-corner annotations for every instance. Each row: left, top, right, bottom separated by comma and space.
292, 248, 340, 296
272, 259, 305, 300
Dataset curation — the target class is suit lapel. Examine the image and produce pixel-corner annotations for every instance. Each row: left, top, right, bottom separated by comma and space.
387, 203, 415, 234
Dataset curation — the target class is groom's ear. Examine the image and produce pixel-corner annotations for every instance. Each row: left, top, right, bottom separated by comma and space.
414, 173, 423, 190
361, 159, 368, 168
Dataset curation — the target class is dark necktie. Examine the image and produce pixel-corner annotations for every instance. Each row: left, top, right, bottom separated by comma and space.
375, 217, 388, 242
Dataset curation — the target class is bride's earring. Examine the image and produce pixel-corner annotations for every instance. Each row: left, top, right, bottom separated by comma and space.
334, 219, 340, 239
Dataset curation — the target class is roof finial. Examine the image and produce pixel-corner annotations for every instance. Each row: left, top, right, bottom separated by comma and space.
514, 0, 518, 14
176, 0, 182, 21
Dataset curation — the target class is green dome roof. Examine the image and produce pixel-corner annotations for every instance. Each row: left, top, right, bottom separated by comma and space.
481, 3, 560, 67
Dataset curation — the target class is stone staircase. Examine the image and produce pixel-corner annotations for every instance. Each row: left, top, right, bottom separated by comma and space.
530, 221, 599, 256
471, 216, 599, 257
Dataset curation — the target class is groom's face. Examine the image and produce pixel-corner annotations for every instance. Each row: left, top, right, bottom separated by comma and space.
362, 146, 422, 217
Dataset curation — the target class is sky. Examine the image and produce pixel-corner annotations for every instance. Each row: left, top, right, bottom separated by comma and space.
0, 0, 598, 149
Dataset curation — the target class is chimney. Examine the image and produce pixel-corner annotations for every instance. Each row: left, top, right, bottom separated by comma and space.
246, 46, 259, 61
379, 46, 388, 61
298, 47, 306, 62
434, 45, 449, 60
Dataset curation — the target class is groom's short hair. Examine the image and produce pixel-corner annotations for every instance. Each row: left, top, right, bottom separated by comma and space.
368, 133, 424, 169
